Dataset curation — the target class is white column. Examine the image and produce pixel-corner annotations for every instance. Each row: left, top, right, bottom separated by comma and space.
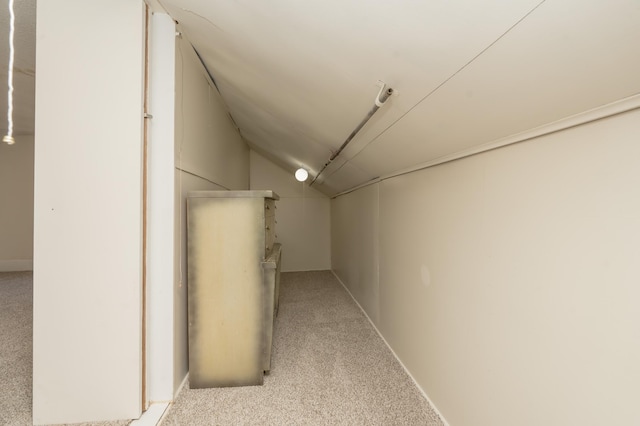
147, 12, 176, 403
33, 1, 145, 423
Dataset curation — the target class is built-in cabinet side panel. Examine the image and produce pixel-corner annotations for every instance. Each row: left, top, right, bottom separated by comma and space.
331, 184, 380, 325
0, 134, 34, 271
249, 150, 330, 271
262, 243, 282, 371
187, 197, 265, 387
332, 108, 640, 426
33, 1, 144, 423
173, 172, 226, 394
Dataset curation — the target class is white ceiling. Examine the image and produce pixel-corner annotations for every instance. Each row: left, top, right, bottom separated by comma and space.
159, 0, 640, 196
2, 0, 639, 196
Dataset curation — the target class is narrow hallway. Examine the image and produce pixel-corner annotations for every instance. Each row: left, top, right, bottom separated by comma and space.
0, 271, 442, 425
162, 271, 443, 425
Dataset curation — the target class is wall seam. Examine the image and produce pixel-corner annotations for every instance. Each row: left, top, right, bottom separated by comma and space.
175, 167, 231, 190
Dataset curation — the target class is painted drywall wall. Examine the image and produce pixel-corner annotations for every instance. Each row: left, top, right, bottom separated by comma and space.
175, 31, 249, 191
331, 183, 379, 324
173, 32, 249, 394
147, 12, 176, 403
33, 1, 144, 424
331, 108, 640, 426
0, 134, 33, 271
249, 150, 330, 272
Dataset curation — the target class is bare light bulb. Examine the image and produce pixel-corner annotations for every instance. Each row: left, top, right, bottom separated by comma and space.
295, 168, 308, 182
4, 0, 16, 146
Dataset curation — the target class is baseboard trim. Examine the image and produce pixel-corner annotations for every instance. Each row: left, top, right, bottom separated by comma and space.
281, 268, 332, 273
176, 373, 189, 397
131, 402, 170, 426
331, 270, 450, 426
155, 374, 188, 425
0, 259, 33, 272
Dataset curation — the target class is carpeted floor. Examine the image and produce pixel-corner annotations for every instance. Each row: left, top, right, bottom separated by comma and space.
1, 270, 442, 426
0, 271, 33, 426
161, 271, 443, 426
0, 271, 131, 426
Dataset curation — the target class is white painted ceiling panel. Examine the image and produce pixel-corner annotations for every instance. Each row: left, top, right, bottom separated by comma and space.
218, 81, 333, 162
161, 0, 544, 187
341, 0, 640, 189
318, 160, 373, 195
3, 0, 638, 196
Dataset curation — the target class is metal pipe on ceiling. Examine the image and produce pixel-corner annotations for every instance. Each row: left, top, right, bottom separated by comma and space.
309, 84, 394, 186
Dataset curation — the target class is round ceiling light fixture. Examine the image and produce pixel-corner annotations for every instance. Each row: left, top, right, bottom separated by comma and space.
295, 168, 309, 182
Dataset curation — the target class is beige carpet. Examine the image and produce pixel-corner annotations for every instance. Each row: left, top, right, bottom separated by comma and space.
0, 271, 32, 426
161, 271, 443, 426
0, 271, 130, 426
1, 270, 443, 425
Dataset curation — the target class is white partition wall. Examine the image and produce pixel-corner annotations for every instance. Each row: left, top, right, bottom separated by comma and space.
331, 107, 640, 426
33, 1, 145, 423
147, 12, 177, 403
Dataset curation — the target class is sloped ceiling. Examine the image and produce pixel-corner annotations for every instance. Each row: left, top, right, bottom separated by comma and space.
2, 1, 639, 196
159, 0, 640, 196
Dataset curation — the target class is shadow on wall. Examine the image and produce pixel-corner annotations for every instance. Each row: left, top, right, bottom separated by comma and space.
0, 135, 34, 271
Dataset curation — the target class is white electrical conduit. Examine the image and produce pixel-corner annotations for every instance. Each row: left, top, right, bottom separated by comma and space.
309, 83, 394, 186
330, 92, 640, 199
3, 0, 15, 145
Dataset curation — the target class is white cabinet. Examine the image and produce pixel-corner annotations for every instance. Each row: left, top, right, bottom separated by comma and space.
187, 190, 282, 388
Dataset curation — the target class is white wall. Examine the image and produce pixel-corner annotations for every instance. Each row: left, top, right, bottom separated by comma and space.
331, 183, 379, 324
173, 30, 249, 393
331, 108, 640, 426
0, 134, 33, 271
175, 32, 249, 191
249, 150, 330, 272
147, 12, 176, 404
33, 1, 144, 424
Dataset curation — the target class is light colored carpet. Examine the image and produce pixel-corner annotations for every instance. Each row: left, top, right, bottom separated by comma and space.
0, 271, 130, 426
161, 271, 444, 426
0, 271, 32, 426
2, 270, 443, 425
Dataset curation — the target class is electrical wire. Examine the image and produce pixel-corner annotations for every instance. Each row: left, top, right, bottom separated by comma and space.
3, 0, 15, 145
334, 0, 548, 170
309, 84, 393, 186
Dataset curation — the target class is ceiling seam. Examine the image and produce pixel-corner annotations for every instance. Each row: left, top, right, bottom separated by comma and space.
336, 0, 549, 171
176, 26, 245, 136
164, 4, 335, 158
